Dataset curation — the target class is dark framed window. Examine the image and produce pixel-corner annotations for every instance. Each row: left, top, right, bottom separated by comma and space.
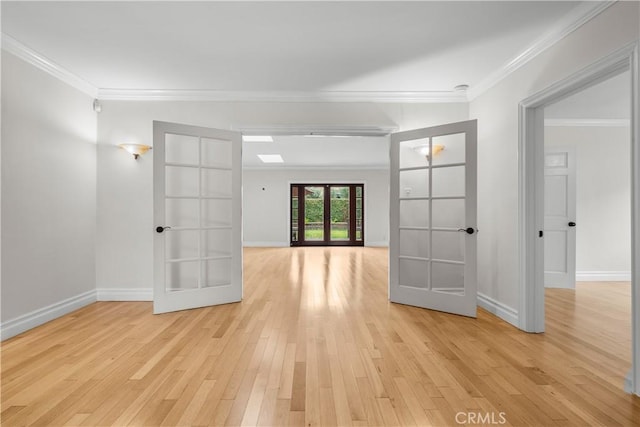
291, 184, 364, 246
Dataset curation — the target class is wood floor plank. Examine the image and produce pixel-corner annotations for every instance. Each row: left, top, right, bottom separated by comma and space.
2, 247, 638, 426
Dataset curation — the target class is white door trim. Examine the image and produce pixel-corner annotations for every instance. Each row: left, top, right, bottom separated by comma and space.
518, 41, 639, 395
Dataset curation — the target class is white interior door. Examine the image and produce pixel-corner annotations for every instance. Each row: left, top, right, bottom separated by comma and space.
390, 120, 477, 317
153, 121, 242, 314
543, 147, 576, 288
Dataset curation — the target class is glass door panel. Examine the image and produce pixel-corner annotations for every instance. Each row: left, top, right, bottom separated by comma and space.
330, 186, 350, 241
355, 186, 363, 242
154, 121, 242, 314
291, 186, 299, 242
390, 120, 477, 318
304, 186, 324, 241
291, 184, 363, 246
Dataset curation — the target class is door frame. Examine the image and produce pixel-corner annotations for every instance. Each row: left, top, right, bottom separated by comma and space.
289, 183, 365, 247
518, 42, 639, 394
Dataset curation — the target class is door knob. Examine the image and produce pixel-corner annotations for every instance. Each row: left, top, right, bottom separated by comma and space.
458, 227, 476, 235
568, 222, 576, 227
156, 226, 171, 233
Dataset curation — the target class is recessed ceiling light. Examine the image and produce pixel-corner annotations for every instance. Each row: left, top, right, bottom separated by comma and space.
243, 135, 273, 142
257, 154, 283, 163
454, 84, 470, 92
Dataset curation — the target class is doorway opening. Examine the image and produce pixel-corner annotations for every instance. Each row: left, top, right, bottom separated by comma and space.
290, 183, 364, 247
542, 70, 632, 388
519, 43, 639, 394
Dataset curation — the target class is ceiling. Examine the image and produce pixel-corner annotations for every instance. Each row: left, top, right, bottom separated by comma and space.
2, 1, 584, 96
3, 1, 620, 168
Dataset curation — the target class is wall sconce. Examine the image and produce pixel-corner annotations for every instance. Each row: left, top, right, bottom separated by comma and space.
413, 144, 444, 159
118, 143, 152, 160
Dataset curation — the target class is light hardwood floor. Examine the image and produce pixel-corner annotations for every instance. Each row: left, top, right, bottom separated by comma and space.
1, 247, 639, 426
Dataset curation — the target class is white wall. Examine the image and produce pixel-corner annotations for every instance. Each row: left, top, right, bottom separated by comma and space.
1, 52, 97, 333
96, 102, 468, 292
469, 2, 639, 314
545, 125, 631, 277
243, 168, 389, 246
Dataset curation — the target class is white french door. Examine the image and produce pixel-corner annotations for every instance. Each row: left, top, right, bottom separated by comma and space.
153, 121, 242, 314
390, 120, 477, 317
543, 147, 577, 288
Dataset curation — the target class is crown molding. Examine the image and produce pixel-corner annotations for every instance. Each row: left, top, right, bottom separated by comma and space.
545, 118, 630, 127
467, 1, 615, 101
97, 88, 467, 103
1, 33, 99, 98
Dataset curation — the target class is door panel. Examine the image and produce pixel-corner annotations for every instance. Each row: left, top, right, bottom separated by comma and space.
390, 120, 477, 317
154, 121, 242, 314
543, 147, 576, 288
304, 186, 325, 241
330, 186, 350, 241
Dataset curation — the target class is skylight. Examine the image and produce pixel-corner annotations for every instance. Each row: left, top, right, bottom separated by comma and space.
257, 154, 283, 163
243, 135, 273, 142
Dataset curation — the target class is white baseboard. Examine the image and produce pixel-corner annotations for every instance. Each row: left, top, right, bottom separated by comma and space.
1, 289, 97, 341
477, 292, 519, 328
243, 241, 289, 247
96, 288, 153, 301
576, 271, 631, 281
366, 241, 389, 247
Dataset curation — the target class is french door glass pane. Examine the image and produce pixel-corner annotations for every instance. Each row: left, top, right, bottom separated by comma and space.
399, 138, 430, 169
431, 262, 465, 295
355, 186, 363, 241
432, 199, 465, 229
166, 198, 199, 228
400, 169, 429, 199
166, 230, 198, 260
202, 258, 232, 288
399, 229, 429, 258
166, 261, 198, 291
400, 199, 429, 227
166, 166, 198, 197
399, 258, 429, 288
291, 186, 299, 242
201, 137, 232, 168
201, 199, 232, 227
202, 229, 232, 258
201, 169, 232, 197
431, 133, 465, 166
431, 231, 465, 262
432, 166, 465, 198
165, 133, 199, 165
330, 186, 349, 241
304, 186, 324, 241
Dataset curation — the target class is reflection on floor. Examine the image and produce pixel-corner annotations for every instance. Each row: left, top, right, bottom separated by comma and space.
1, 248, 638, 426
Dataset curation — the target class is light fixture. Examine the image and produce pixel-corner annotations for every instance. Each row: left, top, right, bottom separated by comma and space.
454, 84, 470, 92
243, 135, 273, 142
413, 144, 445, 159
257, 154, 284, 163
119, 143, 152, 160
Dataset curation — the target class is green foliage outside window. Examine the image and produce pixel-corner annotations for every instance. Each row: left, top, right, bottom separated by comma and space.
304, 199, 349, 223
